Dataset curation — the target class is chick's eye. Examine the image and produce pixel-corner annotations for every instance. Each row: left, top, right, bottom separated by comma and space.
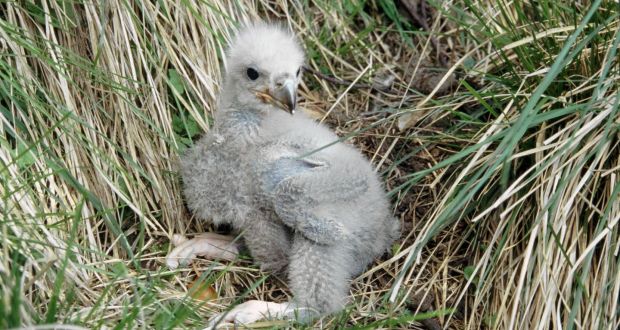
296, 67, 301, 77
246, 68, 259, 80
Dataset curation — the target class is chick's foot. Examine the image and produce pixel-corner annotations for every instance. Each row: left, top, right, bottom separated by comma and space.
205, 300, 293, 329
166, 233, 239, 269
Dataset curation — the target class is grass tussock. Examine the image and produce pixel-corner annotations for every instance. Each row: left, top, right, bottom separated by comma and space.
1, 0, 619, 329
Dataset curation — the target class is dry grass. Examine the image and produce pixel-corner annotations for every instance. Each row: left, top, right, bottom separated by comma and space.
1, 0, 618, 329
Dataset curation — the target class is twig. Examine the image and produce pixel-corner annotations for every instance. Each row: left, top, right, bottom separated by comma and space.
302, 66, 389, 91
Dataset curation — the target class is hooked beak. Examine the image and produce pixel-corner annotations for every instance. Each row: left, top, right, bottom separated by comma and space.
271, 80, 297, 114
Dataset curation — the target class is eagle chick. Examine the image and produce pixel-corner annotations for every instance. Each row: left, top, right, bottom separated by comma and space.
167, 22, 400, 327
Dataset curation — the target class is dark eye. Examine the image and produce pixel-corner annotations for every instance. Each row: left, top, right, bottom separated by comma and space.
246, 67, 259, 80
296, 67, 301, 77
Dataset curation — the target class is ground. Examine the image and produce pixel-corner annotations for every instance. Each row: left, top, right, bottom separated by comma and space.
0, 1, 619, 329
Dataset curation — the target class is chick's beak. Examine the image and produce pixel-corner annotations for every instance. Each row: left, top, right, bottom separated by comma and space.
272, 79, 296, 114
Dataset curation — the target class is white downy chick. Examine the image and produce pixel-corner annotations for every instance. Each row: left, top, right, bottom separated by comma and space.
167, 22, 400, 327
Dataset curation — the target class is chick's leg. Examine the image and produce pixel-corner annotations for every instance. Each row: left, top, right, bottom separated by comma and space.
242, 219, 292, 274
287, 236, 351, 316
166, 232, 239, 269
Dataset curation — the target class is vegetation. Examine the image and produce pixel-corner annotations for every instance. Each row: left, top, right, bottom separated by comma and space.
0, 0, 618, 329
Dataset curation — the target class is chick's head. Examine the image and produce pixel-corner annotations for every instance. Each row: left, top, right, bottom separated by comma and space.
223, 23, 305, 114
